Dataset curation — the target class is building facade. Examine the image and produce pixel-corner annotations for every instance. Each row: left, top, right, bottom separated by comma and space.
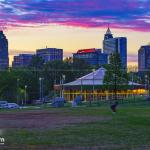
73, 48, 108, 66
103, 28, 127, 69
36, 48, 63, 63
12, 54, 33, 68
138, 45, 150, 72
0, 31, 9, 69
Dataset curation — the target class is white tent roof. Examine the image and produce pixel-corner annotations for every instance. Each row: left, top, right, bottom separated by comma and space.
64, 67, 141, 86
64, 67, 106, 86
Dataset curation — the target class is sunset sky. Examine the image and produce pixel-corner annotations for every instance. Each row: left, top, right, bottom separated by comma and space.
0, 0, 150, 66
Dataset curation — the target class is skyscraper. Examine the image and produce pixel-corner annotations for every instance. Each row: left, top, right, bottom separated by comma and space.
103, 27, 127, 69
0, 31, 9, 69
138, 45, 150, 72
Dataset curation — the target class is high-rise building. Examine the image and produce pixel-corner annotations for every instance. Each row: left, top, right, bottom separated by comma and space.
36, 48, 63, 63
138, 45, 150, 72
12, 54, 33, 68
0, 31, 9, 69
73, 48, 108, 66
103, 28, 127, 69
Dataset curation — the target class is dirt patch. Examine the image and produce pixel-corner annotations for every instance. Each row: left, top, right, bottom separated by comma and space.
0, 110, 111, 129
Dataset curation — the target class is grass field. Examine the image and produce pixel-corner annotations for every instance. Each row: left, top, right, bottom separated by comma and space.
1, 100, 150, 150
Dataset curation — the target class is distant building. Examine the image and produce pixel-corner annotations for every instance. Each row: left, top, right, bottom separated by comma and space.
73, 48, 108, 66
138, 45, 150, 71
0, 31, 9, 69
12, 54, 33, 68
103, 27, 127, 69
36, 48, 63, 63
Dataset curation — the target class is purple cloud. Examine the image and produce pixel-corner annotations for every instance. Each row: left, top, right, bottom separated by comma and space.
0, 0, 150, 31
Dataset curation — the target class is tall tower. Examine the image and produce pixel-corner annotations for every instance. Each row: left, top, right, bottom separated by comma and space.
138, 45, 150, 72
104, 27, 113, 40
0, 31, 9, 69
103, 27, 127, 69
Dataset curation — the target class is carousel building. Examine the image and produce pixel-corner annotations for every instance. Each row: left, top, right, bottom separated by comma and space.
55, 67, 146, 101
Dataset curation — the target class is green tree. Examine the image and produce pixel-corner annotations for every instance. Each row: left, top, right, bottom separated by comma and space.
104, 53, 128, 85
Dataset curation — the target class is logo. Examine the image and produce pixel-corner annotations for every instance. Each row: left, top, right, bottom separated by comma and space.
0, 137, 5, 145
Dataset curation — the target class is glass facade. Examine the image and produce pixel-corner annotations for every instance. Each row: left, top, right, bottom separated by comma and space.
36, 48, 63, 62
103, 28, 127, 69
12, 54, 33, 68
138, 45, 150, 71
0, 31, 9, 69
73, 49, 108, 66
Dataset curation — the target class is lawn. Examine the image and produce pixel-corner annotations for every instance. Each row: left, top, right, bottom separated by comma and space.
1, 101, 150, 150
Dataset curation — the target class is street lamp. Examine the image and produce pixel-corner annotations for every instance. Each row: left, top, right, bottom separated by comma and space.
17, 78, 20, 104
24, 85, 27, 105
39, 77, 44, 102
62, 74, 66, 98
80, 77, 83, 97
92, 69, 95, 102
145, 75, 148, 96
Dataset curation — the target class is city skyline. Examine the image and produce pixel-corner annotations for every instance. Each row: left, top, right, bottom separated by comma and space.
1, 0, 150, 66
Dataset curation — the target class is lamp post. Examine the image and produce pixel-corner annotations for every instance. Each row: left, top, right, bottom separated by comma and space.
60, 76, 62, 97
24, 85, 27, 105
54, 79, 56, 97
62, 74, 66, 98
145, 75, 148, 96
39, 77, 44, 102
17, 78, 20, 104
131, 72, 134, 97
131, 72, 136, 101
92, 69, 95, 102
80, 77, 83, 102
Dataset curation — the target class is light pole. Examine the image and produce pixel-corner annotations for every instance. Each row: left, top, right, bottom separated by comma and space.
131, 72, 136, 101
80, 78, 83, 97
92, 69, 95, 102
131, 72, 134, 97
17, 78, 20, 104
145, 75, 148, 96
62, 74, 66, 98
24, 85, 27, 105
60, 76, 62, 97
39, 77, 44, 102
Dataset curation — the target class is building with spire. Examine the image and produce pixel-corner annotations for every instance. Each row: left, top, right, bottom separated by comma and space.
0, 31, 9, 69
104, 27, 113, 40
103, 27, 127, 70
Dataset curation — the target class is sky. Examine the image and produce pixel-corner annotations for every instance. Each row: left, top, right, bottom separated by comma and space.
0, 0, 150, 66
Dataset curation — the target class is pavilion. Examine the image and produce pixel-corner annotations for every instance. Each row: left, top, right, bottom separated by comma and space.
55, 67, 146, 101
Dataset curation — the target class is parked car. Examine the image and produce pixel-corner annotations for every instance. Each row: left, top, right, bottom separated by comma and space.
7, 103, 20, 109
0, 101, 8, 109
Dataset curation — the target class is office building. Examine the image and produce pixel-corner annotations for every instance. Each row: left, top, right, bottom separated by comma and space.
138, 45, 150, 71
0, 31, 9, 69
12, 54, 33, 68
73, 48, 108, 66
36, 48, 63, 63
103, 28, 127, 69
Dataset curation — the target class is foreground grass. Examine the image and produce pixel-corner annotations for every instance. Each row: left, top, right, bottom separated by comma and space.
2, 104, 150, 150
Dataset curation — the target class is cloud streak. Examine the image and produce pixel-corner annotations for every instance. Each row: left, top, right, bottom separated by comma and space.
0, 0, 150, 31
